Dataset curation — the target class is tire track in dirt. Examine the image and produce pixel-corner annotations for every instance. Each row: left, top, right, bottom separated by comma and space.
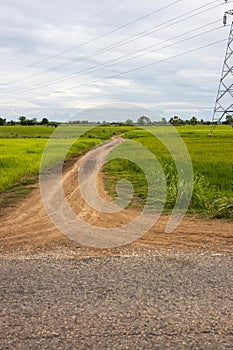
0, 137, 232, 257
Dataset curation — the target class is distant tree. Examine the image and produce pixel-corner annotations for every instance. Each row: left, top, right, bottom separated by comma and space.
0, 117, 6, 125
225, 115, 233, 125
190, 116, 198, 126
7, 120, 17, 125
41, 117, 49, 125
19, 116, 39, 125
27, 118, 37, 126
125, 119, 134, 125
19, 116, 27, 125
137, 115, 152, 125
169, 116, 184, 126
160, 117, 167, 125
48, 121, 59, 128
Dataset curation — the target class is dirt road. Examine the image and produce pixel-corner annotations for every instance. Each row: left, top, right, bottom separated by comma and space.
0, 137, 232, 256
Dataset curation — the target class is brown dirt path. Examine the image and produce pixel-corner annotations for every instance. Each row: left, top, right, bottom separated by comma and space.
0, 138, 232, 257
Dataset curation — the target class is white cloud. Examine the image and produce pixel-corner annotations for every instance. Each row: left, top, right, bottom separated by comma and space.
0, 0, 232, 121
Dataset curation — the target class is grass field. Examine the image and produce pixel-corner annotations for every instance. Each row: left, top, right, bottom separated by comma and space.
0, 125, 131, 206
103, 125, 233, 219
0, 125, 54, 138
0, 124, 232, 218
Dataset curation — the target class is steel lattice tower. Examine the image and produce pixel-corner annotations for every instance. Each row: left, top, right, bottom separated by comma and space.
209, 9, 233, 136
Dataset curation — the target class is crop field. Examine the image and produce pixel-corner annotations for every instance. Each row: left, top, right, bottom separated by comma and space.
0, 125, 55, 138
0, 125, 131, 206
103, 125, 233, 219
0, 124, 232, 218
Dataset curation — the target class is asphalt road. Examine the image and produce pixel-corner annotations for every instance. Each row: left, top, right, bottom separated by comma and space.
1, 253, 233, 349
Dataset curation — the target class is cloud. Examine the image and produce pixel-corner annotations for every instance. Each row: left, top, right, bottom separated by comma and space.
0, 0, 232, 121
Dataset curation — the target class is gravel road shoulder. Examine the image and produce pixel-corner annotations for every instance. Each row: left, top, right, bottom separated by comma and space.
1, 253, 233, 350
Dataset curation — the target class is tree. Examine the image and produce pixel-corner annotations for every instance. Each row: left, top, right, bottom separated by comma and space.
137, 115, 152, 125
48, 121, 59, 128
169, 116, 184, 125
41, 117, 49, 125
0, 117, 6, 125
19, 116, 26, 125
125, 119, 134, 125
27, 118, 37, 126
190, 116, 198, 126
160, 117, 167, 125
225, 115, 233, 125
19, 116, 38, 125
7, 120, 16, 125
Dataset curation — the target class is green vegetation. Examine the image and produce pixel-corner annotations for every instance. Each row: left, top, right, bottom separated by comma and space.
0, 125, 131, 207
0, 124, 232, 219
0, 125, 55, 138
0, 124, 129, 139
103, 125, 233, 219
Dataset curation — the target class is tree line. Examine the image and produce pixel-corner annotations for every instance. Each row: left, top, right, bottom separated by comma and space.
0, 116, 58, 127
0, 115, 232, 126
68, 115, 233, 125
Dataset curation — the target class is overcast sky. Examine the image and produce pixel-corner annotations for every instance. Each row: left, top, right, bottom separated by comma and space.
0, 0, 232, 121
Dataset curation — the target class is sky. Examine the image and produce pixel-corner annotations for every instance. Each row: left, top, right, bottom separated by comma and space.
0, 0, 232, 122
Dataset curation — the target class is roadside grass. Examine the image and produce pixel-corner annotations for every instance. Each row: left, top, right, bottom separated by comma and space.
0, 179, 38, 209
103, 125, 233, 219
0, 138, 47, 192
0, 125, 132, 208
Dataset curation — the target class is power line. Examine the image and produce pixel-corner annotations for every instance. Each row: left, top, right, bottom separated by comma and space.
0, 0, 182, 81
60, 40, 228, 92
1, 38, 226, 106
0, 21, 224, 98
0, 0, 224, 89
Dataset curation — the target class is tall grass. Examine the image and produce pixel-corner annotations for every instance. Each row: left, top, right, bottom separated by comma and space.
103, 125, 233, 219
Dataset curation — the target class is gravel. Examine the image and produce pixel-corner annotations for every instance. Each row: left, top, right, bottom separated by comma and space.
0, 253, 233, 349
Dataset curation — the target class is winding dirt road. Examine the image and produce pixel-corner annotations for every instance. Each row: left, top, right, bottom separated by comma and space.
0, 137, 232, 257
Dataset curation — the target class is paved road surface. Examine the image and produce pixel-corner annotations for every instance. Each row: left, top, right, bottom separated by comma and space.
1, 253, 233, 349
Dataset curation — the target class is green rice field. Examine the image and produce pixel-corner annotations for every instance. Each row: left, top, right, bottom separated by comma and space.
0, 124, 232, 218
103, 125, 233, 219
0, 125, 130, 206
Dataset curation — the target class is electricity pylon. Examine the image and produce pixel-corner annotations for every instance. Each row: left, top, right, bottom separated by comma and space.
209, 9, 233, 136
